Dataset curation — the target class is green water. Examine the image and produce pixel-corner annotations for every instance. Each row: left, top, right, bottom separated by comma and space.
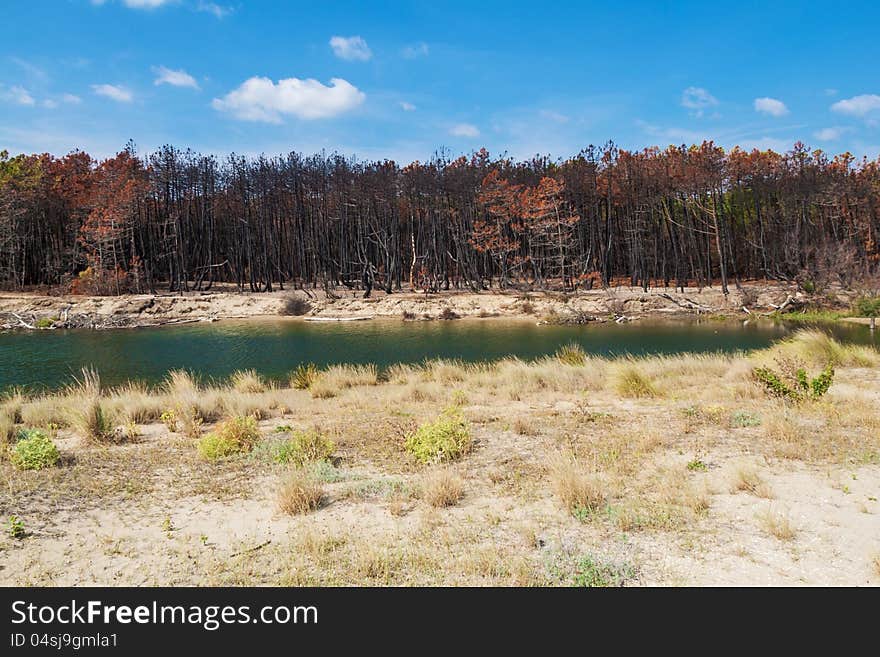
0, 318, 875, 392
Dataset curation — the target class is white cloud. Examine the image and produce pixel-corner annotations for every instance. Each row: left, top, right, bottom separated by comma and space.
329, 36, 372, 61
92, 84, 133, 103
212, 76, 365, 122
814, 127, 849, 141
681, 86, 718, 117
93, 0, 176, 7
120, 0, 175, 8
62, 93, 82, 104
400, 101, 416, 111
831, 94, 880, 116
402, 42, 429, 59
153, 65, 200, 89
738, 136, 793, 152
539, 109, 569, 124
1, 85, 35, 106
754, 97, 789, 117
449, 123, 480, 138
42, 99, 58, 109
197, 1, 232, 18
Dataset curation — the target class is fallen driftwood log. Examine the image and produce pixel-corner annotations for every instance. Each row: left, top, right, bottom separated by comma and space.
658, 293, 713, 312
304, 316, 373, 322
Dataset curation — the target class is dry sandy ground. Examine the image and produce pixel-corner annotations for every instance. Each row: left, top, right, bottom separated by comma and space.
0, 281, 820, 329
2, 338, 878, 586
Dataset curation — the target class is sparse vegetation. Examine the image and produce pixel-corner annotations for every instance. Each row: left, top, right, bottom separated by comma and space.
2, 329, 878, 585
230, 369, 267, 393
271, 429, 334, 466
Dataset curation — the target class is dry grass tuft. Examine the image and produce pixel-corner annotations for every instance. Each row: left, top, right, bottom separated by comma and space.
730, 464, 774, 498
230, 369, 267, 393
548, 455, 606, 514
612, 363, 659, 398
421, 468, 465, 508
278, 470, 325, 515
756, 505, 796, 540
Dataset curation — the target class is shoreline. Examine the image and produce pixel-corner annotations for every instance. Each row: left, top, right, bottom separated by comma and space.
0, 281, 861, 331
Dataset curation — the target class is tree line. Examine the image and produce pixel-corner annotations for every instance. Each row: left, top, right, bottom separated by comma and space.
0, 141, 878, 296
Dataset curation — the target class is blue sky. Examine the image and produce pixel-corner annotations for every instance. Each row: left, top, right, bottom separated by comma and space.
2, 0, 880, 162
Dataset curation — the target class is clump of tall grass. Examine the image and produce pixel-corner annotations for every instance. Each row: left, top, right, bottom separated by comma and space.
763, 329, 879, 368
556, 343, 587, 366
0, 410, 17, 446
548, 455, 606, 515
612, 362, 659, 398
107, 382, 166, 425
229, 369, 267, 393
421, 467, 465, 508
164, 369, 223, 425
277, 470, 324, 515
1, 389, 25, 423
67, 368, 115, 442
310, 364, 378, 399
290, 363, 318, 390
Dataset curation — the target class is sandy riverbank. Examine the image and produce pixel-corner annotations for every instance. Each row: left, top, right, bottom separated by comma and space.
1, 331, 878, 585
0, 281, 843, 330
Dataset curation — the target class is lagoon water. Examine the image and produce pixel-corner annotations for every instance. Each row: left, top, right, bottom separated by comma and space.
1, 318, 875, 391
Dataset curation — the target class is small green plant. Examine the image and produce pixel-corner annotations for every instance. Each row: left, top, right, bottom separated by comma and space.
8, 515, 25, 539
290, 363, 318, 390
801, 279, 816, 294
450, 389, 468, 406
687, 459, 708, 472
35, 317, 55, 329
160, 409, 178, 432
571, 555, 634, 587
556, 343, 587, 366
405, 407, 471, 464
161, 516, 175, 536
730, 410, 762, 427
753, 358, 834, 402
9, 429, 60, 470
196, 415, 259, 459
272, 429, 335, 466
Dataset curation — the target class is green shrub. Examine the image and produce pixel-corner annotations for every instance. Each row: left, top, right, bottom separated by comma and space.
197, 415, 259, 459
571, 555, 634, 587
35, 317, 55, 329
290, 363, 318, 390
272, 429, 334, 465
10, 429, 60, 470
556, 343, 587, 366
405, 407, 471, 464
855, 296, 880, 318
753, 360, 834, 402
